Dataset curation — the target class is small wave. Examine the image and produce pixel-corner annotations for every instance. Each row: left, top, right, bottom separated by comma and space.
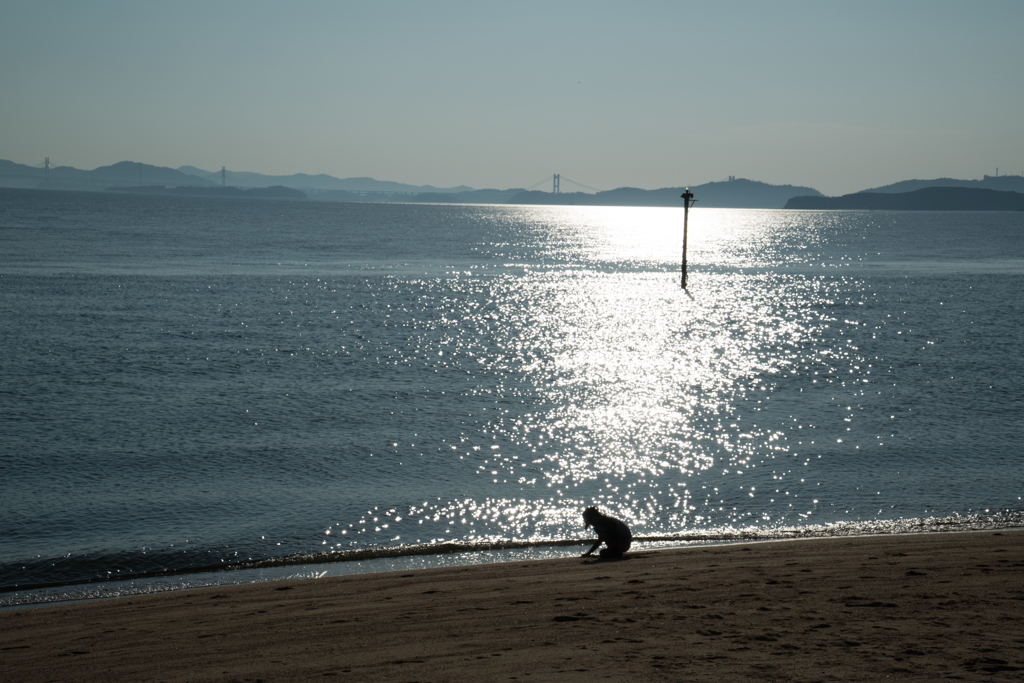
240, 510, 1024, 570
3, 510, 1021, 609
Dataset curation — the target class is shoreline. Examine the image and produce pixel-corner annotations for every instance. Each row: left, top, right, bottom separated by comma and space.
8, 512, 1023, 610
3, 530, 1022, 681
0, 543, 599, 612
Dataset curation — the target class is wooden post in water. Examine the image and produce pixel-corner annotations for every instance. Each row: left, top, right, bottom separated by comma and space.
680, 188, 697, 288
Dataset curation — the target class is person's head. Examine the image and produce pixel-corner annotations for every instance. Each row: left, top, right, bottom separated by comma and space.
582, 506, 601, 528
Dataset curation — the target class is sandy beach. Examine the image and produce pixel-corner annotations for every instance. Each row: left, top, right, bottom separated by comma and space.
2, 531, 1022, 682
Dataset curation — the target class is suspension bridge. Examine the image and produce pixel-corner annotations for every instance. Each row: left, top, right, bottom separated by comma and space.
522, 174, 604, 194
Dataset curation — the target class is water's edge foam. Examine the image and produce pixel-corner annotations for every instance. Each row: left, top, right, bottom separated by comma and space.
4, 511, 1021, 611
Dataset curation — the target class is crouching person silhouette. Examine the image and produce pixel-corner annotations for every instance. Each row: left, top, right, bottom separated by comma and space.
582, 507, 632, 558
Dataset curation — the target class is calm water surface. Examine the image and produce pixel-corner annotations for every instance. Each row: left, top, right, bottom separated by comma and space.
1, 188, 1022, 605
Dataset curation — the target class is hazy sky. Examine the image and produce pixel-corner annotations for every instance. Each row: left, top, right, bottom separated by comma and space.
3, 1, 1022, 195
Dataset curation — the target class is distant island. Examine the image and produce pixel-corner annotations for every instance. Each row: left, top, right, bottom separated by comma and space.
784, 187, 1024, 211
0, 159, 470, 197
506, 178, 822, 210
410, 188, 526, 204
0, 159, 219, 192
857, 174, 1024, 195
178, 166, 473, 194
5, 157, 1024, 210
106, 185, 307, 200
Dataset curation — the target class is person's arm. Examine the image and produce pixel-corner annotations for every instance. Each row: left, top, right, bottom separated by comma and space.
582, 539, 602, 557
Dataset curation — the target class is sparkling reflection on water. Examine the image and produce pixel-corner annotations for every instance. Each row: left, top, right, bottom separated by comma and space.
312, 207, 1023, 549
1, 195, 1022, 592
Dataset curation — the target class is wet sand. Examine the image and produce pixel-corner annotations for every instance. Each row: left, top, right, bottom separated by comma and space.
2, 531, 1023, 682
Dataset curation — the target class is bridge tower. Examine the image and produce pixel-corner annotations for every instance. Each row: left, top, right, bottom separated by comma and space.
553, 174, 560, 194
44, 157, 49, 181
221, 166, 226, 187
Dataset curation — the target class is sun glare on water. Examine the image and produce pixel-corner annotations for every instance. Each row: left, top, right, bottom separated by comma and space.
328, 207, 845, 546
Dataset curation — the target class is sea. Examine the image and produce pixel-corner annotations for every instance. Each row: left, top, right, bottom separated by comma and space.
1, 187, 1022, 608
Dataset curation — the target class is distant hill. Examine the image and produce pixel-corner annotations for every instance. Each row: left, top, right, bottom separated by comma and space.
785, 186, 1024, 211
88, 161, 217, 186
858, 175, 1024, 194
0, 159, 44, 188
507, 178, 822, 209
1, 158, 45, 179
12, 157, 1022, 209
0, 159, 215, 191
178, 166, 472, 194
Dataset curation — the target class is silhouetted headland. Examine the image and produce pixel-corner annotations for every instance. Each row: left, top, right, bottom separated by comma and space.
0, 159, 218, 192
508, 178, 821, 209
785, 186, 1024, 211
858, 174, 1024, 195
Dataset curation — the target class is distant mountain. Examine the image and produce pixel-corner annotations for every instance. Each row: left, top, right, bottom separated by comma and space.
858, 175, 1024, 194
178, 166, 473, 194
0, 159, 215, 191
88, 161, 217, 186
507, 178, 822, 209
0, 159, 43, 188
1, 158, 43, 177
785, 186, 1024, 211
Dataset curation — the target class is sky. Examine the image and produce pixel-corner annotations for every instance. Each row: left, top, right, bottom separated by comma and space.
2, 0, 1022, 196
